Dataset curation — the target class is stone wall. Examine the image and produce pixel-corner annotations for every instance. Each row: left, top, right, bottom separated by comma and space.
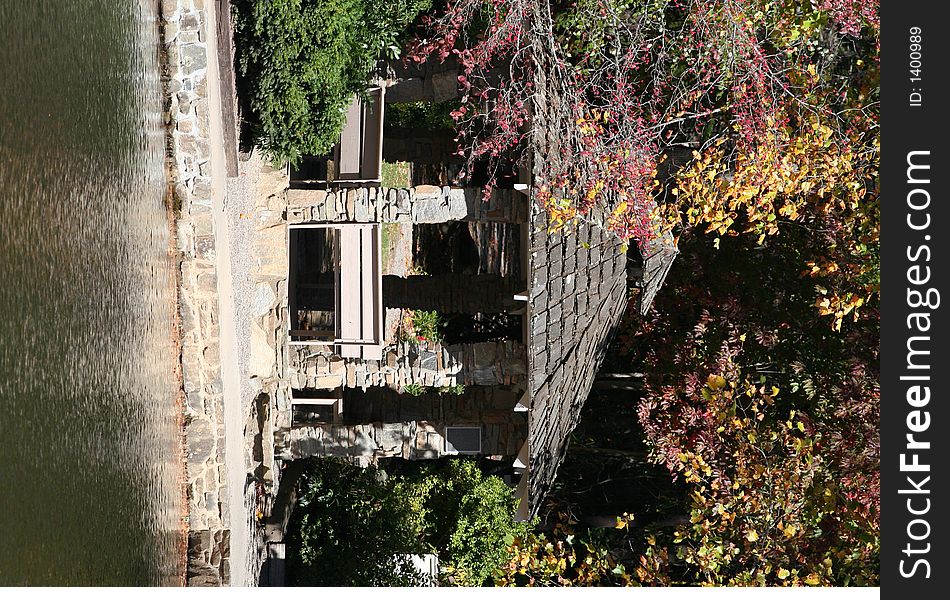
278, 385, 528, 461
286, 340, 527, 392
385, 55, 462, 104
383, 127, 462, 165
161, 0, 230, 586
286, 185, 529, 225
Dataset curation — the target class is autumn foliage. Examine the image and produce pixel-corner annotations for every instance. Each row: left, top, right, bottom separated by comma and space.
408, 1, 878, 257
406, 0, 879, 587
636, 274, 879, 585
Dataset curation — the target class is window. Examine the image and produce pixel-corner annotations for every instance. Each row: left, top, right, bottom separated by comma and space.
288, 87, 385, 186
444, 427, 482, 454
288, 223, 383, 359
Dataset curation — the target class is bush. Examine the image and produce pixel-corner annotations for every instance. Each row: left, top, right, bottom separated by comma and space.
233, 0, 431, 165
424, 460, 533, 586
286, 459, 429, 586
285, 458, 531, 586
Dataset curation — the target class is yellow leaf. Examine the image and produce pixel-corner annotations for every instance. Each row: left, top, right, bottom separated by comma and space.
745, 530, 759, 542
777, 568, 790, 580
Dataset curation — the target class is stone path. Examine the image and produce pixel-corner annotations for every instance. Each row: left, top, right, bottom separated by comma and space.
201, 0, 251, 586
224, 149, 273, 586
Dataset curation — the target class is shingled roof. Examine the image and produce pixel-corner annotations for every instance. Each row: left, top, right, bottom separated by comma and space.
518, 61, 679, 515
633, 218, 679, 314
523, 203, 630, 517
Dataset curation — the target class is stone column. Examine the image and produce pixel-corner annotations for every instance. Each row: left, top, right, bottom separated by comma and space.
385, 56, 462, 103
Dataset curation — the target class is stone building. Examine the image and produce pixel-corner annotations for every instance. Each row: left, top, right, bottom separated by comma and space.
260, 82, 677, 521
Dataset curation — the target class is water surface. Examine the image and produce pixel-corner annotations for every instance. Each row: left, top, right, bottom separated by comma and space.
0, 0, 182, 585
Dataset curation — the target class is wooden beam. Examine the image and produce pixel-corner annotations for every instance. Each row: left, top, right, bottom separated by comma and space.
513, 440, 529, 469
338, 226, 361, 343
337, 96, 363, 178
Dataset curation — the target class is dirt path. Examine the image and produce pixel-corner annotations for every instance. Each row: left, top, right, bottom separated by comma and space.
203, 2, 250, 586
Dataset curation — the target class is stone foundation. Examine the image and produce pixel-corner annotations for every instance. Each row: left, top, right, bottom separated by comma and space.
286, 339, 527, 393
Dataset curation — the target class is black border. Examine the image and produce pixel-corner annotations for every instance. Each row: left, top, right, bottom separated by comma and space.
881, 2, 946, 593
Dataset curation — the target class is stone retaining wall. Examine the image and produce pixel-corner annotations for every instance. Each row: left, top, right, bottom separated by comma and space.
161, 0, 230, 586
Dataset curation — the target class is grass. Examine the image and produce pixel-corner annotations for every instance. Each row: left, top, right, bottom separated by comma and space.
381, 161, 412, 188
380, 223, 402, 272
404, 383, 426, 396
380, 162, 412, 269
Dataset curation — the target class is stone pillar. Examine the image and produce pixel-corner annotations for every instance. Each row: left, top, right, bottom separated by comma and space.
385, 56, 462, 103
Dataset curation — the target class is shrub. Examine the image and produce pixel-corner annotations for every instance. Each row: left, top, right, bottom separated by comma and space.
410, 309, 444, 342
232, 0, 431, 165
286, 458, 530, 586
424, 460, 533, 586
286, 459, 429, 586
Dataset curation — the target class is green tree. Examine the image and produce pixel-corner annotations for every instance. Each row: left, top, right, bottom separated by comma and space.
285, 458, 531, 586
232, 0, 431, 165
286, 459, 429, 586
422, 460, 533, 585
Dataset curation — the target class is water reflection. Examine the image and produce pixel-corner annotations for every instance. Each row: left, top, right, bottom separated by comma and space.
0, 0, 181, 585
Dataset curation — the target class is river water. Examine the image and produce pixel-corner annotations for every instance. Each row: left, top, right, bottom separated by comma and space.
0, 0, 182, 585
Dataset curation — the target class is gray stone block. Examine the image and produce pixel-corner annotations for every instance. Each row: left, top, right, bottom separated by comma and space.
419, 350, 439, 372
181, 43, 207, 74
187, 419, 215, 462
